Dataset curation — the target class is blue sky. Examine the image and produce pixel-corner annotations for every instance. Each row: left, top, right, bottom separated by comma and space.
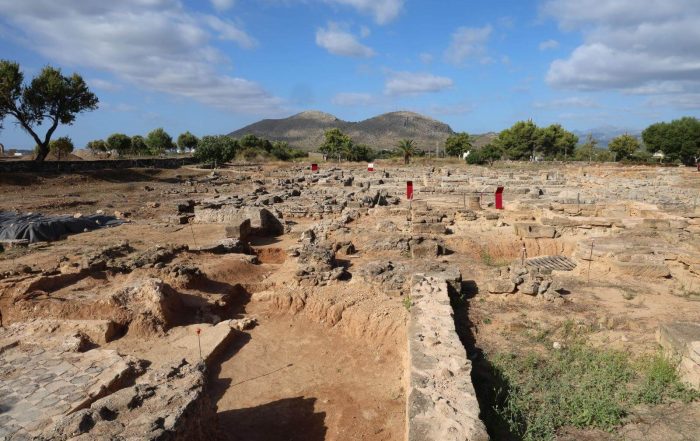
0, 0, 698, 148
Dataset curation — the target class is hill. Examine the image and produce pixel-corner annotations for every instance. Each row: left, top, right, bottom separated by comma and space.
228, 110, 456, 151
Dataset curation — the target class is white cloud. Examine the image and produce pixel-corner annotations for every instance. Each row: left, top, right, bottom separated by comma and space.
203, 16, 257, 49
211, 0, 235, 11
538, 39, 559, 51
533, 96, 600, 109
324, 0, 403, 24
445, 25, 492, 65
419, 52, 433, 64
646, 94, 700, 109
88, 78, 122, 92
316, 22, 375, 58
543, 0, 700, 97
332, 92, 375, 106
0, 0, 282, 114
384, 71, 453, 96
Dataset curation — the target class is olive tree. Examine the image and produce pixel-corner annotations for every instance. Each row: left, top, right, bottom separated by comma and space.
145, 128, 174, 155
0, 60, 98, 161
177, 131, 198, 152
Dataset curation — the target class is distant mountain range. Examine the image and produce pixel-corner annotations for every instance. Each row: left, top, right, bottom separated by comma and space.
572, 127, 643, 147
229, 110, 456, 151
229, 111, 637, 151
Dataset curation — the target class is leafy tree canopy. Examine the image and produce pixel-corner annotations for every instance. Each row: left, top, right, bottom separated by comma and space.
177, 131, 199, 152
642, 116, 700, 165
0, 60, 98, 161
106, 133, 131, 155
145, 128, 174, 155
86, 139, 107, 153
445, 132, 473, 157
608, 134, 640, 161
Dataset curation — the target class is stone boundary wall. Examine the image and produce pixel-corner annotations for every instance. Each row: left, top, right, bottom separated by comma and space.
406, 275, 488, 441
0, 157, 197, 173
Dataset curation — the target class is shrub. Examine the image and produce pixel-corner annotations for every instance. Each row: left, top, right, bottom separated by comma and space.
194, 135, 238, 165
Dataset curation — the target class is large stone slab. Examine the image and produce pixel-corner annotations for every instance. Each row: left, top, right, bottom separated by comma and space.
407, 275, 488, 441
657, 322, 700, 389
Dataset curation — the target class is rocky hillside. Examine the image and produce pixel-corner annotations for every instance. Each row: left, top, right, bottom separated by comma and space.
228, 110, 456, 151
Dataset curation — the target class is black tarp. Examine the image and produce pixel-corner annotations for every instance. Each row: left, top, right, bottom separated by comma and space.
0, 211, 124, 243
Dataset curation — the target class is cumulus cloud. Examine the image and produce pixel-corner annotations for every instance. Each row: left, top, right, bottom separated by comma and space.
316, 22, 375, 58
444, 25, 492, 65
533, 96, 600, 109
0, 0, 282, 114
324, 0, 404, 24
384, 71, 453, 96
332, 92, 375, 106
539, 39, 559, 51
543, 0, 700, 96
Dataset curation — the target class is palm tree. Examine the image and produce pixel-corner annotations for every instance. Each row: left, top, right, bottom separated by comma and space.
396, 139, 415, 165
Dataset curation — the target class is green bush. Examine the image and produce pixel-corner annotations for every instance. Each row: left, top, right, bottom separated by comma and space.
194, 135, 238, 165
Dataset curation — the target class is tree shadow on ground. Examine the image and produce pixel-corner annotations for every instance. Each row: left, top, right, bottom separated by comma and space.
216, 396, 327, 441
451, 279, 522, 441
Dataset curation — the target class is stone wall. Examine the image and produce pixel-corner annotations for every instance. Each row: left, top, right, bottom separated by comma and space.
0, 157, 197, 173
406, 275, 488, 441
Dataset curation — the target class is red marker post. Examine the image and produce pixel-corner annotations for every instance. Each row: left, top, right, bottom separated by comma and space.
311, 163, 318, 172
495, 186, 504, 209
406, 180, 414, 200
367, 162, 374, 172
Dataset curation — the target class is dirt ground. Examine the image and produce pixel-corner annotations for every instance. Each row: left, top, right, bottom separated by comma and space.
1, 162, 699, 440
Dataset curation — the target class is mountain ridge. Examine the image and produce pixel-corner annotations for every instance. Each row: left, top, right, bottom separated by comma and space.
228, 110, 456, 151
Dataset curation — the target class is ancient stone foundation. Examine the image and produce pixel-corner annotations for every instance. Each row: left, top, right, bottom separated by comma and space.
406, 275, 488, 441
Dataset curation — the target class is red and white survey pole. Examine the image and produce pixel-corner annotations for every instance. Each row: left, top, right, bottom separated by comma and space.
367, 162, 374, 172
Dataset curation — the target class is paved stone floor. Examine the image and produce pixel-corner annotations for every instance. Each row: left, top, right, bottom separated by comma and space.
0, 345, 132, 439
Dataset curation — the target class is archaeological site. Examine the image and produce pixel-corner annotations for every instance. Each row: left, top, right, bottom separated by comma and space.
1, 160, 698, 440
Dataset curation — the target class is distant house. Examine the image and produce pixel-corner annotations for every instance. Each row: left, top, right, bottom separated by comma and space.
652, 151, 665, 162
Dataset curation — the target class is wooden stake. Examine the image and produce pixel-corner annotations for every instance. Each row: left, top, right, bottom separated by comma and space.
189, 223, 198, 248
588, 240, 595, 283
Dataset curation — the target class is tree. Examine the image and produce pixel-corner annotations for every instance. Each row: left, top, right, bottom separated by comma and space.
320, 128, 352, 160
130, 135, 148, 155
466, 144, 503, 165
444, 132, 473, 157
145, 128, 174, 155
642, 117, 700, 165
193, 135, 238, 165
396, 139, 416, 165
86, 139, 107, 153
47, 136, 74, 160
493, 120, 539, 160
177, 131, 199, 152
608, 134, 640, 161
538, 124, 578, 160
106, 133, 132, 155
574, 134, 605, 162
0, 60, 98, 161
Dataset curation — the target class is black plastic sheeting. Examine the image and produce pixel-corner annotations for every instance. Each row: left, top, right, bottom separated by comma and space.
0, 211, 124, 243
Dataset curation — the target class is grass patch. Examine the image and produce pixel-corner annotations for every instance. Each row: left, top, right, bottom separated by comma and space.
402, 294, 412, 311
480, 249, 509, 267
487, 344, 699, 441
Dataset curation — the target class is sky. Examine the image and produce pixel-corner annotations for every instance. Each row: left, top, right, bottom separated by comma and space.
0, 0, 699, 148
